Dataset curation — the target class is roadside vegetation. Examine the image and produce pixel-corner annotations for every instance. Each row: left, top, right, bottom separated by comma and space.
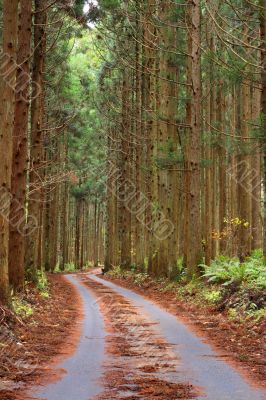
107, 250, 266, 324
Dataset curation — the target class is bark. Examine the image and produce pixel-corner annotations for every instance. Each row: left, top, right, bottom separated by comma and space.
157, 0, 178, 277
105, 128, 118, 271
25, 0, 47, 279
61, 180, 69, 270
0, 0, 19, 304
261, 3, 266, 255
218, 86, 227, 254
49, 185, 59, 271
238, 82, 252, 260
228, 86, 238, 257
75, 198, 81, 269
134, 4, 145, 270
184, 0, 202, 277
93, 199, 99, 268
251, 83, 262, 249
142, 0, 159, 276
80, 200, 85, 269
120, 69, 132, 269
8, 0, 32, 291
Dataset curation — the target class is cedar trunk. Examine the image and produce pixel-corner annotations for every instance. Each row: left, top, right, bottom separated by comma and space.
0, 0, 19, 304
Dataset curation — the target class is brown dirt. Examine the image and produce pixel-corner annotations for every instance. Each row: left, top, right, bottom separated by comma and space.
0, 274, 82, 400
84, 277, 197, 400
103, 274, 266, 388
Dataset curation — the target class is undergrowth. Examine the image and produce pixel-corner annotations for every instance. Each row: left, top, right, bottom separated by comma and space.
200, 250, 266, 289
11, 270, 50, 318
107, 251, 266, 323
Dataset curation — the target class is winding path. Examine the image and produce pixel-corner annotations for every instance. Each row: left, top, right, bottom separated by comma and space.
29, 272, 266, 400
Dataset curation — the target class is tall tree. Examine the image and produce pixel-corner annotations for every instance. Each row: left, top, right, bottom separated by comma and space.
25, 0, 47, 278
261, 0, 266, 256
0, 0, 19, 303
8, 0, 32, 291
183, 0, 202, 277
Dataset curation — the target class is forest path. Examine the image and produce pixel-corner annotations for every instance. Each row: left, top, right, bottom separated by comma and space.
29, 275, 106, 400
28, 272, 265, 400
87, 272, 266, 400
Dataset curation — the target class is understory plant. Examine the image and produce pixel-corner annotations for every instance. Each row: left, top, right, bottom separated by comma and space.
200, 251, 266, 289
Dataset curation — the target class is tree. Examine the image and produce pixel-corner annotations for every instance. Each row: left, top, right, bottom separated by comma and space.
9, 0, 32, 291
25, 0, 47, 279
261, 1, 266, 256
0, 0, 19, 304
183, 0, 202, 277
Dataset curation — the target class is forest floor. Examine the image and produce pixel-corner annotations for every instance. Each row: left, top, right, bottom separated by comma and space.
0, 275, 81, 400
0, 271, 265, 400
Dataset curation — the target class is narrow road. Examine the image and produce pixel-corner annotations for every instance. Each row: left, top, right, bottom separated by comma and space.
30, 275, 106, 400
29, 272, 266, 400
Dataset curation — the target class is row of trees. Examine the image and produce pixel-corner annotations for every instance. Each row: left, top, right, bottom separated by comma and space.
0, 0, 105, 305
100, 0, 266, 278
0, 0, 265, 304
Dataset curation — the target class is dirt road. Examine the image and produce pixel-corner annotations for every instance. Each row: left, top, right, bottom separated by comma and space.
28, 272, 266, 400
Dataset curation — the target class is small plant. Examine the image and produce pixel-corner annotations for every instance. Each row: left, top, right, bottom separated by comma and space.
211, 217, 251, 255
160, 282, 176, 292
182, 275, 201, 296
247, 307, 266, 323
12, 297, 34, 318
130, 264, 137, 272
133, 272, 149, 286
64, 263, 76, 272
36, 270, 50, 298
203, 289, 221, 303
108, 265, 126, 279
200, 253, 266, 288
228, 307, 238, 321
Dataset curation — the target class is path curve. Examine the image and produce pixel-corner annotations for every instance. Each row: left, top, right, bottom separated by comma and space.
89, 273, 265, 400
29, 272, 265, 400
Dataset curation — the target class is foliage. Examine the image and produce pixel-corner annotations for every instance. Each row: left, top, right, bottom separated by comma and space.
201, 252, 266, 288
12, 297, 34, 318
227, 307, 238, 321
247, 307, 266, 323
203, 289, 222, 304
64, 263, 77, 272
36, 271, 50, 299
107, 257, 265, 325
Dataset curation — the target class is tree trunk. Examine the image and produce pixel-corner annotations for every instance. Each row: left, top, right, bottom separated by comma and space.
184, 0, 202, 277
261, 2, 266, 256
25, 0, 47, 279
8, 0, 32, 291
75, 198, 81, 269
238, 82, 252, 260
120, 69, 132, 269
251, 82, 262, 249
157, 0, 178, 277
0, 0, 19, 304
